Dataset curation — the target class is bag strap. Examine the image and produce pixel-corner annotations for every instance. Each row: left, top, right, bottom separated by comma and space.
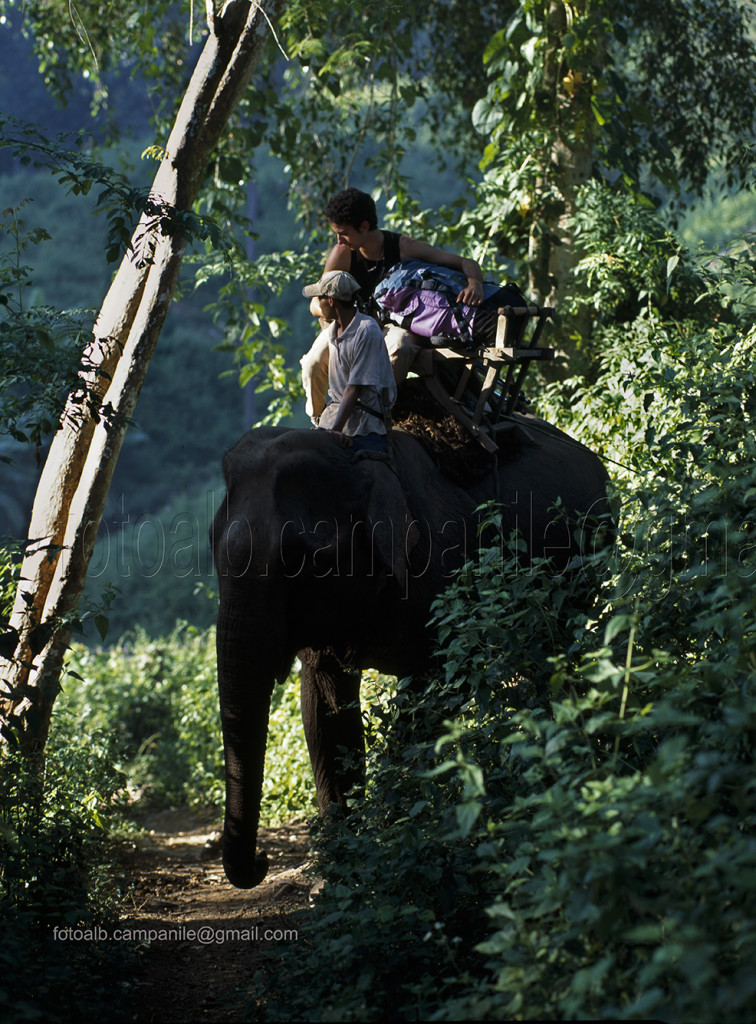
354, 399, 385, 422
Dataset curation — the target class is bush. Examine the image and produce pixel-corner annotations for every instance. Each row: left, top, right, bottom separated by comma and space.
0, 736, 132, 1023
255, 515, 756, 1021
55, 624, 316, 823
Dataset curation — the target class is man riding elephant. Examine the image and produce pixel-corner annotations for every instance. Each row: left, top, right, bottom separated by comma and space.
302, 269, 396, 455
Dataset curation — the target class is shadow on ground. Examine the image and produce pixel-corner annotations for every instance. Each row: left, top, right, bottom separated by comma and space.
122, 808, 312, 1022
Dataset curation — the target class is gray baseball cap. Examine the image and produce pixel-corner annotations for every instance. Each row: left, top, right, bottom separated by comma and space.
302, 270, 361, 301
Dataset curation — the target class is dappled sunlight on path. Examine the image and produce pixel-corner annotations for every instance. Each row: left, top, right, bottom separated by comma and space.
123, 809, 312, 1022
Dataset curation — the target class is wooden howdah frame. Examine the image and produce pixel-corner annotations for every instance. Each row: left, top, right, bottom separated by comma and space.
410, 305, 556, 452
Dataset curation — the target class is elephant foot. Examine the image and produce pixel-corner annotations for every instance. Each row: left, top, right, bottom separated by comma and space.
223, 845, 269, 889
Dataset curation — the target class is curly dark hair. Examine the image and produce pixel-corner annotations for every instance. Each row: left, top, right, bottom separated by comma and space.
324, 188, 378, 230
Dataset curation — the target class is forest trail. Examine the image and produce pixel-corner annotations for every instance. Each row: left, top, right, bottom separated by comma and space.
121, 809, 312, 1022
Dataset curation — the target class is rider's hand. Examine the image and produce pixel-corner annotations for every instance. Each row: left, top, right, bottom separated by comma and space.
456, 279, 484, 306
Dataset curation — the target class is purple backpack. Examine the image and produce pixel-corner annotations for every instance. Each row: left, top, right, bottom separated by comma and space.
373, 258, 522, 347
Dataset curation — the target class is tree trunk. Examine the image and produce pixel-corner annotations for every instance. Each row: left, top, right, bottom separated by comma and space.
0, 0, 285, 754
529, 0, 596, 369
242, 179, 259, 431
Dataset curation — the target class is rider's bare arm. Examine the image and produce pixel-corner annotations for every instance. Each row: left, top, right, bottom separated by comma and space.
399, 236, 484, 306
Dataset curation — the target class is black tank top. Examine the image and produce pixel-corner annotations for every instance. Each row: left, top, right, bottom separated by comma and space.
349, 230, 402, 298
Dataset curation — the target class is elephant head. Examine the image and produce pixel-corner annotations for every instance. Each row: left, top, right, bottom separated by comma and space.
212, 422, 610, 887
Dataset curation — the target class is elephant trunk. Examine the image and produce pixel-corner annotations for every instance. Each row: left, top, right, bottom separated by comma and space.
216, 586, 281, 888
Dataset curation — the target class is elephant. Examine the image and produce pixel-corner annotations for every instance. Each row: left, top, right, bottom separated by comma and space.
211, 416, 610, 888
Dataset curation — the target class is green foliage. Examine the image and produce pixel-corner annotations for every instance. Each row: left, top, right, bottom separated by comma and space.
0, 737, 131, 1023
0, 136, 248, 628
678, 186, 756, 252
55, 625, 315, 823
196, 243, 321, 425
544, 179, 733, 370
0, 543, 20, 622
2, 0, 198, 120
539, 183, 756, 466
0, 115, 226, 266
0, 199, 96, 452
264, 0, 503, 221
614, 0, 756, 194
262, 676, 317, 824
0, 118, 235, 472
56, 624, 225, 809
251, 195, 756, 1022
476, 0, 756, 195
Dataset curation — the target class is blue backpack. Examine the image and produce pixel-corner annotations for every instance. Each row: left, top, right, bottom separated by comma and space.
373, 258, 524, 347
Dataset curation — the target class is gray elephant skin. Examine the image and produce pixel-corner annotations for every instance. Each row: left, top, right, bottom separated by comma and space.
211, 420, 610, 888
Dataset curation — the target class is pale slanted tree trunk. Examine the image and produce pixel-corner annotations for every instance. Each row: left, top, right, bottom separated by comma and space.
0, 0, 285, 754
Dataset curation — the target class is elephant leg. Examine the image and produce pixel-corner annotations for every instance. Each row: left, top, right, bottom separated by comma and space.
299, 649, 364, 813
216, 581, 291, 889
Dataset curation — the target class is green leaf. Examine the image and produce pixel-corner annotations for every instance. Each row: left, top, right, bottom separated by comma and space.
472, 96, 502, 136
591, 96, 606, 126
455, 799, 483, 838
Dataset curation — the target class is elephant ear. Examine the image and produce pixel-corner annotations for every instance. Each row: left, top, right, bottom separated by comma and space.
358, 458, 419, 587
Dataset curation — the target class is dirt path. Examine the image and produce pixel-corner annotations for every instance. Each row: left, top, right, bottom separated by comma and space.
121, 809, 313, 1022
